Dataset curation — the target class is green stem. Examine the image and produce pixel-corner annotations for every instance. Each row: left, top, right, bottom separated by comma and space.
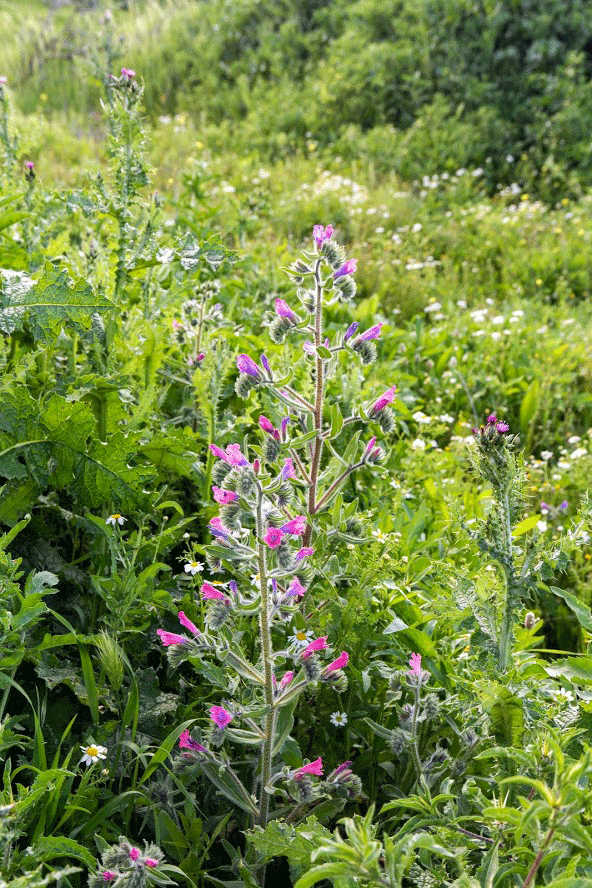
255, 486, 275, 829
498, 487, 515, 673
522, 822, 556, 888
303, 259, 324, 547
410, 685, 423, 779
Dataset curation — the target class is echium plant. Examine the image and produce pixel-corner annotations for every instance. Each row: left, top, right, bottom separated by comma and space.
158, 228, 393, 836
459, 414, 586, 673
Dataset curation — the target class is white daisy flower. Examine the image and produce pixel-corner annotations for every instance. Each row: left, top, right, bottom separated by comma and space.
330, 712, 348, 727
372, 530, 389, 543
290, 628, 314, 648
554, 688, 575, 704
184, 561, 203, 576
80, 744, 108, 766
106, 513, 126, 526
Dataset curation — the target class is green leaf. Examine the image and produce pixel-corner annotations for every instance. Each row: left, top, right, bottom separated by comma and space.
34, 835, 96, 867
0, 266, 114, 343
519, 379, 540, 434
550, 586, 592, 632
294, 863, 351, 888
513, 514, 540, 537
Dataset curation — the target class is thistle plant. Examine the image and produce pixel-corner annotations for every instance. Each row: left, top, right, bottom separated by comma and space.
158, 228, 392, 854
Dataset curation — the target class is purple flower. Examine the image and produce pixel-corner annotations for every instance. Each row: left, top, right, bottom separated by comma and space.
287, 576, 306, 598
496, 421, 509, 433
334, 259, 358, 280
296, 546, 314, 560
331, 760, 353, 777
281, 515, 307, 535
209, 705, 233, 729
212, 486, 238, 504
344, 322, 359, 341
275, 299, 296, 321
280, 670, 295, 689
408, 653, 423, 677
156, 630, 189, 647
560, 500, 568, 510
129, 848, 140, 862
264, 527, 285, 549
364, 436, 377, 457
145, 859, 159, 868
540, 502, 550, 514
370, 385, 396, 415
179, 729, 205, 753
313, 225, 334, 249
358, 323, 383, 341
303, 341, 315, 355
260, 353, 271, 376
102, 874, 117, 883
25, 161, 34, 170
225, 444, 248, 466
301, 636, 328, 659
486, 414, 497, 425
281, 416, 290, 437
121, 67, 136, 79
236, 354, 260, 377
259, 415, 279, 439
282, 458, 296, 480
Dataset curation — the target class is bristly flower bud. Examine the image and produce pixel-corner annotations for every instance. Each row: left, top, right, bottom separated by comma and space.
205, 551, 223, 573
295, 775, 315, 803
388, 728, 408, 756
423, 693, 439, 720
212, 460, 232, 485
334, 275, 357, 299
344, 517, 364, 537
376, 407, 395, 434
269, 316, 292, 343
235, 467, 256, 497
206, 600, 232, 630
298, 287, 316, 313
262, 437, 281, 464
524, 611, 536, 629
352, 339, 377, 365
276, 539, 296, 571
323, 671, 348, 692
302, 656, 321, 683
219, 501, 241, 529
235, 373, 257, 398
276, 482, 294, 509
321, 240, 346, 269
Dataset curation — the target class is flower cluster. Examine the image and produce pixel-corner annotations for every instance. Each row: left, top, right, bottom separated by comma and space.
88, 837, 163, 888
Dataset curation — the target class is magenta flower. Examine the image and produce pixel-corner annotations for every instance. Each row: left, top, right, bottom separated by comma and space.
209, 444, 227, 461
296, 547, 314, 560
331, 760, 353, 776
313, 224, 334, 249
236, 354, 260, 377
281, 515, 307, 535
130, 848, 140, 862
25, 161, 34, 170
264, 527, 285, 549
344, 321, 359, 341
279, 671, 295, 690
145, 859, 159, 868
287, 576, 306, 598
179, 729, 206, 752
303, 341, 315, 355
371, 385, 397, 415
324, 651, 349, 672
275, 298, 296, 321
212, 486, 238, 504
102, 874, 116, 883
121, 67, 136, 79
334, 259, 358, 279
209, 705, 233, 729
496, 421, 509, 433
260, 353, 271, 376
408, 652, 423, 678
282, 458, 296, 480
358, 323, 383, 341
201, 582, 228, 601
156, 630, 188, 647
364, 436, 377, 457
178, 611, 200, 635
294, 757, 323, 779
225, 444, 248, 466
259, 415, 277, 437
486, 414, 497, 425
301, 636, 329, 658
0, 77, 7, 86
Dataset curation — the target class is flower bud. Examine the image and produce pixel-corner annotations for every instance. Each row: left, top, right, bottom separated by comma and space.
219, 500, 241, 528
302, 656, 321, 683
262, 437, 281, 464
524, 611, 537, 629
388, 728, 408, 756
235, 373, 257, 398
269, 316, 292, 343
352, 339, 377, 365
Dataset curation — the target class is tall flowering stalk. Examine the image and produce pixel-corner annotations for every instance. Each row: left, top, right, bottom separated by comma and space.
158, 229, 385, 846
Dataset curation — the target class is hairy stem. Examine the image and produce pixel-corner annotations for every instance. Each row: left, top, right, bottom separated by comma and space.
303, 259, 324, 546
522, 823, 556, 888
498, 487, 515, 673
255, 486, 275, 829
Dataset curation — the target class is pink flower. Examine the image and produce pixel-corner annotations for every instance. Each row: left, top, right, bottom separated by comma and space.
300, 636, 328, 659
212, 486, 238, 504
264, 527, 285, 549
178, 611, 200, 635
145, 859, 159, 868
334, 259, 358, 279
358, 323, 383, 341
259, 415, 277, 437
364, 436, 376, 457
225, 444, 248, 466
201, 583, 228, 600
282, 458, 296, 480
209, 705, 233, 729
275, 298, 296, 321
324, 651, 349, 672
496, 421, 509, 433
236, 354, 260, 377
281, 515, 307, 535
156, 630, 188, 647
303, 341, 315, 355
287, 576, 306, 598
296, 547, 314, 560
121, 67, 136, 79
209, 444, 227, 461
179, 729, 206, 752
313, 224, 334, 249
209, 516, 229, 535
280, 671, 295, 689
102, 874, 116, 883
130, 848, 140, 861
408, 652, 422, 678
294, 757, 323, 779
371, 385, 396, 415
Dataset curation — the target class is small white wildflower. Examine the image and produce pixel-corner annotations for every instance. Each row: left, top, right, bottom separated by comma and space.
251, 573, 262, 590
536, 520, 548, 533
184, 561, 203, 576
411, 438, 426, 451
290, 628, 314, 648
412, 411, 431, 425
554, 688, 575, 704
106, 513, 126, 526
568, 435, 581, 444
372, 529, 389, 543
424, 301, 442, 313
570, 447, 587, 459
330, 712, 348, 727
439, 414, 455, 424
80, 744, 108, 766
540, 450, 553, 461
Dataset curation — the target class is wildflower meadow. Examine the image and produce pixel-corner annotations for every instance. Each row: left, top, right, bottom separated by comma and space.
2, 2, 592, 887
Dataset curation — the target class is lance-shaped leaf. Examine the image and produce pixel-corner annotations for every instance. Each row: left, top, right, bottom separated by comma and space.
0, 266, 114, 343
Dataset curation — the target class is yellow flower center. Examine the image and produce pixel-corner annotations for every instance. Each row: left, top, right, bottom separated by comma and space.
111, 514, 121, 521
86, 746, 98, 756
296, 631, 307, 641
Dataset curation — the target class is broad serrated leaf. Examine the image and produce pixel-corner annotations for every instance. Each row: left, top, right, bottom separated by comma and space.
0, 266, 114, 343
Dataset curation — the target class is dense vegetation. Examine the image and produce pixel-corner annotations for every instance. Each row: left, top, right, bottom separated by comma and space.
1, 1, 592, 886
